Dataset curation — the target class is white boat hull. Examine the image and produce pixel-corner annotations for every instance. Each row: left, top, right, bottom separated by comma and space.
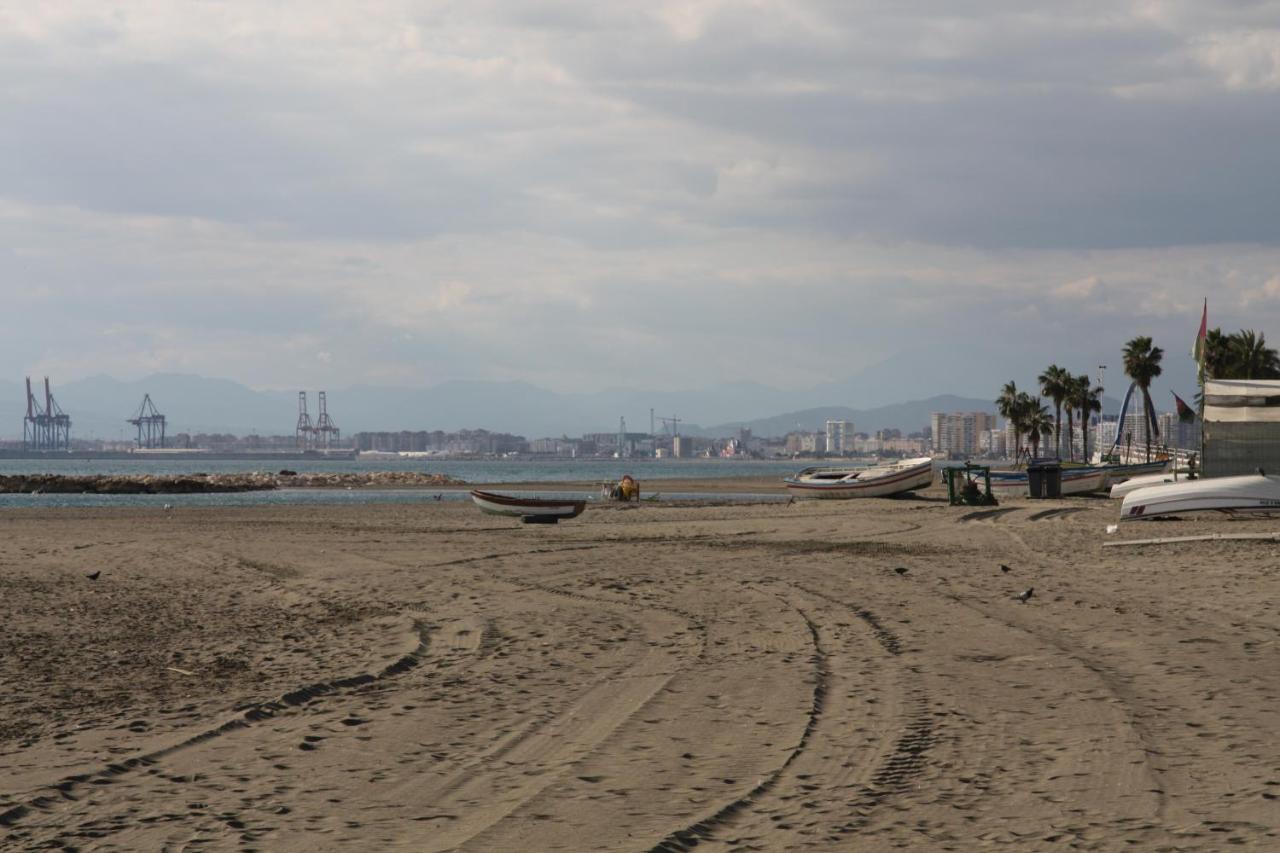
1120, 475, 1280, 520
784, 458, 934, 499
1109, 472, 1178, 500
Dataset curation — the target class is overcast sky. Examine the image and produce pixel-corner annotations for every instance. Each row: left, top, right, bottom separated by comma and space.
3, 1, 1279, 401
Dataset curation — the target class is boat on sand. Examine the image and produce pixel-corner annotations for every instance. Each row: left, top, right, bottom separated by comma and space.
784, 457, 934, 499
1109, 471, 1178, 499
470, 489, 587, 523
1101, 459, 1170, 484
987, 466, 1110, 497
1120, 474, 1280, 520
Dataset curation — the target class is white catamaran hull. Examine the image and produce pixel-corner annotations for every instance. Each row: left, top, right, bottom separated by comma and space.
1120, 475, 1280, 520
784, 458, 935, 499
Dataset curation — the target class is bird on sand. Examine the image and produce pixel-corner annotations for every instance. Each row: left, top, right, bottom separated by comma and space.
1016, 587, 1034, 603
86, 570, 101, 581
1000, 564, 1011, 573
893, 566, 909, 576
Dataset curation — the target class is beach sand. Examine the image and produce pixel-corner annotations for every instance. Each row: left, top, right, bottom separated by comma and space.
2, 487, 1277, 850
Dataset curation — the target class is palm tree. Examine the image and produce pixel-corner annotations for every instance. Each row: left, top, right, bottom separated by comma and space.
1122, 336, 1164, 461
1069, 374, 1104, 462
1038, 365, 1071, 458
1229, 329, 1280, 379
996, 381, 1022, 460
1203, 328, 1280, 380
1023, 396, 1052, 457
1203, 327, 1231, 380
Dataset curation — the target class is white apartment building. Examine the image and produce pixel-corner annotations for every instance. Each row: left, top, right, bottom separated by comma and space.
825, 420, 854, 455
931, 412, 997, 458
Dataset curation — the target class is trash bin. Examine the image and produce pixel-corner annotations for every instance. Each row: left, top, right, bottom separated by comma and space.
1027, 465, 1043, 498
1027, 463, 1061, 498
1044, 465, 1062, 498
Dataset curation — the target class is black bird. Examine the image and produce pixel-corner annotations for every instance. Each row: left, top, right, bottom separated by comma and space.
894, 566, 909, 576
86, 570, 101, 581
1000, 564, 1011, 573
433, 494, 443, 501
1016, 587, 1034, 603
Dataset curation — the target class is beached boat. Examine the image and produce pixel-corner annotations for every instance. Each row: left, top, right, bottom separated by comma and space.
1109, 471, 1178, 499
1120, 474, 1280, 520
470, 489, 587, 522
986, 466, 1110, 497
1100, 459, 1170, 484
784, 457, 934, 499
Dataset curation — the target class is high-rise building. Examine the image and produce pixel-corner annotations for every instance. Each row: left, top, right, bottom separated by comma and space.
930, 412, 998, 458
826, 419, 853, 455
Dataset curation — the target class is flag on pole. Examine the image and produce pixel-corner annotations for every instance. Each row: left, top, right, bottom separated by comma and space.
1191, 298, 1207, 381
1172, 391, 1196, 424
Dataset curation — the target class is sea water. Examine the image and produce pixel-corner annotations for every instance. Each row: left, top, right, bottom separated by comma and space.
0, 457, 804, 508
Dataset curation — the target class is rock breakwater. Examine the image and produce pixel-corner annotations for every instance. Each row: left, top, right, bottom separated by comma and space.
0, 471, 466, 494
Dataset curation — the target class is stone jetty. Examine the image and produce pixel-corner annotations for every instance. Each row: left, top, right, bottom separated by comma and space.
0, 471, 466, 494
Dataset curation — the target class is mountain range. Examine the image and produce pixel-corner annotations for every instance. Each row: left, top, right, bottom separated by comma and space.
0, 373, 1128, 442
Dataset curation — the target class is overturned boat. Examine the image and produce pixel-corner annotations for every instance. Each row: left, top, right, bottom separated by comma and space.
1109, 471, 1178, 499
470, 489, 587, 523
1120, 473, 1280, 520
784, 457, 934, 499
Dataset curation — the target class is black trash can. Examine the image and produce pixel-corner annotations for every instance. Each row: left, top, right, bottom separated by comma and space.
1027, 465, 1044, 497
1027, 462, 1062, 498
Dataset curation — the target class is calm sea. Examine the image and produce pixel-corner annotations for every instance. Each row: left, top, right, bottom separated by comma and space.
0, 457, 805, 509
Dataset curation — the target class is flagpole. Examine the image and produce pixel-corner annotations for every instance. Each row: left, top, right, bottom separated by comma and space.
1196, 297, 1206, 478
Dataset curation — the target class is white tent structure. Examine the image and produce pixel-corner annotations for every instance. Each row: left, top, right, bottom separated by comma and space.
1202, 379, 1280, 476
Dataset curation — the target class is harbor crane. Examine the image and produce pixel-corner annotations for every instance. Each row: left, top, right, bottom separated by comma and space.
296, 391, 316, 450
127, 394, 166, 449
314, 391, 340, 449
23, 376, 71, 451
657, 415, 682, 437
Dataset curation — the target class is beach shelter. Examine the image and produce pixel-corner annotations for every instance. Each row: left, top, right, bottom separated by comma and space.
1202, 379, 1280, 476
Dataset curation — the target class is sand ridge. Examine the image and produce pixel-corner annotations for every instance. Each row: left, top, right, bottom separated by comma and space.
1, 492, 1278, 850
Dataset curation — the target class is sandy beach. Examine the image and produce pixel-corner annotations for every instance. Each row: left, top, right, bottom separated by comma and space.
2, 486, 1278, 851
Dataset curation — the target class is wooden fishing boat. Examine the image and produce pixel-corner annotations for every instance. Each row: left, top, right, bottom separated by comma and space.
1120, 474, 1280, 520
470, 489, 587, 522
784, 457, 934, 499
1099, 459, 1170, 486
986, 466, 1110, 497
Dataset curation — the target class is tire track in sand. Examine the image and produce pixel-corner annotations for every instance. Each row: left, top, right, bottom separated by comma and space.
646, 599, 828, 853
401, 569, 709, 852
647, 578, 939, 850
783, 582, 936, 839
0, 618, 432, 831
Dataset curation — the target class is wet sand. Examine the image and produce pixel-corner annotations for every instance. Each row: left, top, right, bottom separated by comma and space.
2, 487, 1278, 850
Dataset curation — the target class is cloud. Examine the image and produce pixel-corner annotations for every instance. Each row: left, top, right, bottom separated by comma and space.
1054, 276, 1102, 300
2, 2, 1280, 400
1241, 274, 1280, 306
